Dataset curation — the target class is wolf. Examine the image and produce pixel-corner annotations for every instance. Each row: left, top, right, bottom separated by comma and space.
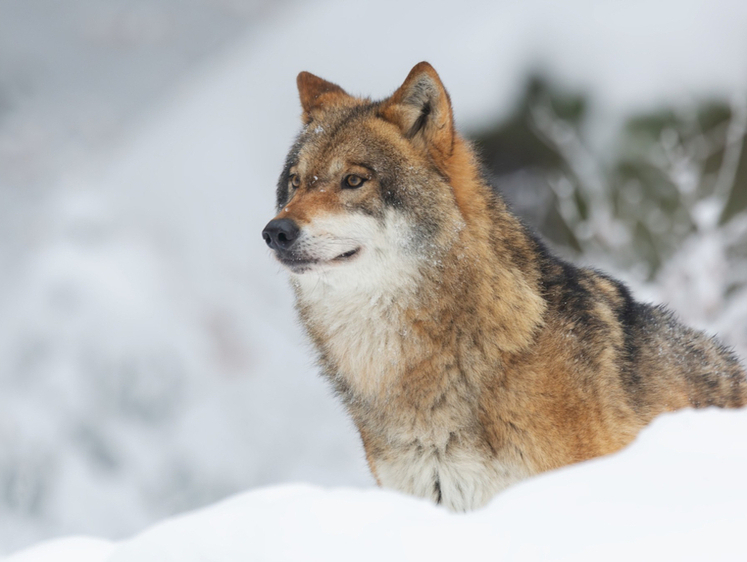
262, 62, 747, 511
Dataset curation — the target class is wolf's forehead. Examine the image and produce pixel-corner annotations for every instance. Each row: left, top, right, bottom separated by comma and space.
294, 118, 380, 173
294, 140, 353, 175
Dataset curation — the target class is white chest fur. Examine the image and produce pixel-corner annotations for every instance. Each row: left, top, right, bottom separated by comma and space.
295, 273, 530, 510
294, 263, 417, 398
375, 440, 526, 511
294, 266, 530, 511
309, 294, 406, 395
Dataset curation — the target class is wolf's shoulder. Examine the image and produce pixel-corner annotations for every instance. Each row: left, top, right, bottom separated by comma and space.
526, 234, 672, 349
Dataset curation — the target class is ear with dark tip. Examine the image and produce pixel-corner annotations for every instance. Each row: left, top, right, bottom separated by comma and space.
297, 71, 349, 124
380, 62, 455, 161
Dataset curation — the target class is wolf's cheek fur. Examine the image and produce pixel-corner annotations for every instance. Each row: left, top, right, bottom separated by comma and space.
292, 210, 422, 286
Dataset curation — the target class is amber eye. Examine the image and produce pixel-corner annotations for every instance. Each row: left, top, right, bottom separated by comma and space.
343, 174, 366, 189
289, 174, 300, 188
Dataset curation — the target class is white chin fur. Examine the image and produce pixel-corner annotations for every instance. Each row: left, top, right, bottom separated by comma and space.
290, 210, 419, 294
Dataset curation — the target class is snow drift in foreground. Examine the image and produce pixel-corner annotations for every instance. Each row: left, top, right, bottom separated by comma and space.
7, 407, 747, 562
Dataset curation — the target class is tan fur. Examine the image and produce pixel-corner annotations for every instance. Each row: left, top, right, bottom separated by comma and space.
264, 62, 747, 511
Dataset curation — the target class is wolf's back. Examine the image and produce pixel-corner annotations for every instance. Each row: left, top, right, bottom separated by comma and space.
626, 302, 747, 414
539, 250, 747, 422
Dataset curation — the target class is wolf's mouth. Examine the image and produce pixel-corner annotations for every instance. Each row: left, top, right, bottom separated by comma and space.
277, 255, 317, 274
276, 246, 361, 273
333, 247, 360, 261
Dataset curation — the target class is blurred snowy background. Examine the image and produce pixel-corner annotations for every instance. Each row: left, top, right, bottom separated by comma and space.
1, 0, 746, 554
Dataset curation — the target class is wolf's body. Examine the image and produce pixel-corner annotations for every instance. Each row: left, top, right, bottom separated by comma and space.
263, 63, 747, 511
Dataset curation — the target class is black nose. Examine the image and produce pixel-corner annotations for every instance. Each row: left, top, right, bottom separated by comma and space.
262, 218, 300, 251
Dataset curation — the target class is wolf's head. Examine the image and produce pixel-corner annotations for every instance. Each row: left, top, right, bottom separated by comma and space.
263, 62, 469, 288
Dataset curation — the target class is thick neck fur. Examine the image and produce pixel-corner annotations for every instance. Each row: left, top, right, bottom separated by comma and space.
436, 137, 547, 352
292, 135, 546, 408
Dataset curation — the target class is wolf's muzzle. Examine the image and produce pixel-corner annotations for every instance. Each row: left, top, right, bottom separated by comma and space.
262, 218, 300, 251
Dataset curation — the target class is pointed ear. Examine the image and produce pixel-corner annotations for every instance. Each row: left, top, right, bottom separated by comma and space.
380, 62, 455, 161
297, 71, 349, 124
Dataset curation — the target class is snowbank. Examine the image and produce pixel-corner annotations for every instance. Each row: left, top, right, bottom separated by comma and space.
6, 407, 747, 561
4, 538, 114, 562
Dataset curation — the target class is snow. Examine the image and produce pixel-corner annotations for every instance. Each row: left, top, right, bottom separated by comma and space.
4, 538, 114, 562
2, 0, 747, 555
6, 408, 747, 561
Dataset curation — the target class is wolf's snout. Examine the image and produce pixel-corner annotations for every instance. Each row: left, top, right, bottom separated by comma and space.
263, 218, 300, 251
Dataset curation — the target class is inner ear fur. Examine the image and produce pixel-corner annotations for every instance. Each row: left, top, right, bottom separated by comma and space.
380, 62, 455, 162
297, 71, 349, 124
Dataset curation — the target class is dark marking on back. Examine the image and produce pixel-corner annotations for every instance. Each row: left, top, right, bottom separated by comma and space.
615, 281, 649, 409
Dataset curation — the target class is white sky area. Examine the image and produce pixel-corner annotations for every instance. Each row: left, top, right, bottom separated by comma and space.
1, 0, 746, 557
